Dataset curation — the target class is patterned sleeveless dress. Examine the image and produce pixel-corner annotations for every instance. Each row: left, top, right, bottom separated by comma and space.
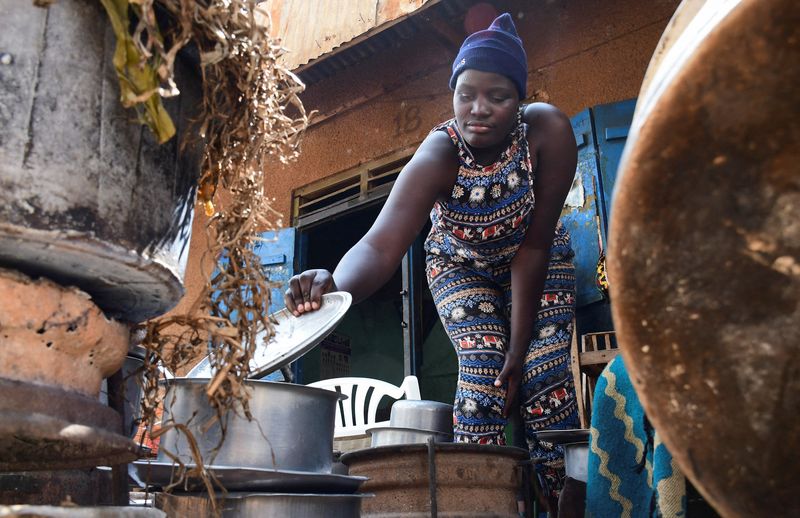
424, 117, 580, 496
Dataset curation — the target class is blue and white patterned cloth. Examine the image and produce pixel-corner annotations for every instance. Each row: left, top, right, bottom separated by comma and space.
587, 355, 686, 518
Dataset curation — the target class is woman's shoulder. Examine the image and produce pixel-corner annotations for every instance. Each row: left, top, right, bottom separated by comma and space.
522, 102, 574, 155
414, 128, 459, 167
522, 103, 571, 131
396, 127, 460, 200
430, 117, 456, 134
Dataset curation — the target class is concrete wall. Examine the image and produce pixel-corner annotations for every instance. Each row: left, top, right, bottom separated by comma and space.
173, 0, 681, 322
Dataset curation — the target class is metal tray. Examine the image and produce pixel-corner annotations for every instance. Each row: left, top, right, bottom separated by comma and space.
187, 292, 352, 379
533, 428, 590, 444
132, 461, 367, 493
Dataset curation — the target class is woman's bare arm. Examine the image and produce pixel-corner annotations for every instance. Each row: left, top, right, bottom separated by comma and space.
495, 103, 577, 415
285, 130, 458, 314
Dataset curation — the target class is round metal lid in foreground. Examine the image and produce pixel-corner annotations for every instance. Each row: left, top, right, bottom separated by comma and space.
608, 0, 800, 516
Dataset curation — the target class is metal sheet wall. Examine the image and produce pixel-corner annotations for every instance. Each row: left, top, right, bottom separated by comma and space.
261, 0, 437, 70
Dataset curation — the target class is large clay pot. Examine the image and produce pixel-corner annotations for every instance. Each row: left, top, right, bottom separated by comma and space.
0, 0, 201, 322
608, 1, 799, 517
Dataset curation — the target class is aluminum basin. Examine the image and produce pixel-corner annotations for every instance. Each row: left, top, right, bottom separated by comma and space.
156, 379, 344, 473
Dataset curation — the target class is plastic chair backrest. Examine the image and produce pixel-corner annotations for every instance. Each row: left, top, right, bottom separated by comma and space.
308, 375, 421, 437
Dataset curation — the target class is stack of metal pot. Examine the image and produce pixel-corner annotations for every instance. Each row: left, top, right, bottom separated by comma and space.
135, 378, 371, 517
127, 292, 364, 516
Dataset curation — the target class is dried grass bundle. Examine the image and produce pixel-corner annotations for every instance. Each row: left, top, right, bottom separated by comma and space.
98, 0, 312, 505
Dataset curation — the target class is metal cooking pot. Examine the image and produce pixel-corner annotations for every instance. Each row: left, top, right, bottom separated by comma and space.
563, 442, 588, 482
0, 0, 202, 323
156, 379, 345, 473
367, 426, 452, 447
389, 400, 453, 434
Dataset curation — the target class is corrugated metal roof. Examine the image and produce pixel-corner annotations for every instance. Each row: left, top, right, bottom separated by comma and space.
259, 0, 440, 71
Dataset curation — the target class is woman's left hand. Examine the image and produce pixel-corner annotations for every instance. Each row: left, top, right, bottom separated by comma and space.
495, 352, 524, 417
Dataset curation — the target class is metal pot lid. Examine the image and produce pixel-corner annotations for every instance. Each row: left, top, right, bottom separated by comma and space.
186, 292, 352, 379
533, 428, 590, 444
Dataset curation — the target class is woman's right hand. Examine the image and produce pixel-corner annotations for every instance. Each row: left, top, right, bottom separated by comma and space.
284, 269, 337, 316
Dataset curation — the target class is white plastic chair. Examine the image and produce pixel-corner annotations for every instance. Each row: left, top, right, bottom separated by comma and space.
308, 375, 421, 438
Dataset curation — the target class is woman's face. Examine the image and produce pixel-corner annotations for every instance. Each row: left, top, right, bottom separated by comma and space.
453, 69, 520, 149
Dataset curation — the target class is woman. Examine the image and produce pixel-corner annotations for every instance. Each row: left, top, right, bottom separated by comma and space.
286, 13, 579, 497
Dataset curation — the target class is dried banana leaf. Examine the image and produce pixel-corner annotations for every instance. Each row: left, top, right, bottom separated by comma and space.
100, 0, 176, 143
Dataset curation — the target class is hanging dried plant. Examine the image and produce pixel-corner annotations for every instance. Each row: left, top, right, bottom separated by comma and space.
95, 0, 313, 506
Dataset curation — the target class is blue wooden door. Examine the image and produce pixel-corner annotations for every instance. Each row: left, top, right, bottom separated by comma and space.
592, 98, 636, 246
562, 109, 604, 307
561, 101, 635, 307
254, 227, 296, 315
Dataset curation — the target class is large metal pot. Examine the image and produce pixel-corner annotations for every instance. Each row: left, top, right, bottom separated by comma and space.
389, 400, 453, 434
156, 379, 345, 473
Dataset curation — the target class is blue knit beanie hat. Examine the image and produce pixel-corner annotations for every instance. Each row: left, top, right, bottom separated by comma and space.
449, 13, 528, 99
